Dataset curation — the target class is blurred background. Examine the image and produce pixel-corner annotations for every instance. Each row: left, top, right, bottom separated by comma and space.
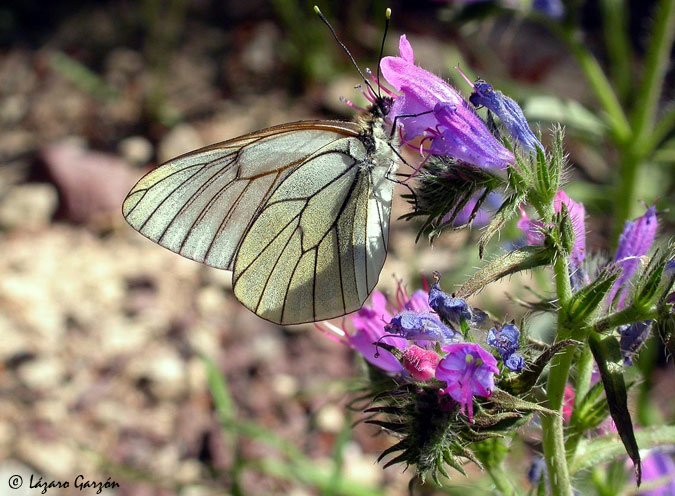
0, 1, 672, 495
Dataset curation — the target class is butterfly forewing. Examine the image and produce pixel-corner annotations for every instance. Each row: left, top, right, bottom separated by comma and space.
123, 116, 396, 325
122, 121, 361, 271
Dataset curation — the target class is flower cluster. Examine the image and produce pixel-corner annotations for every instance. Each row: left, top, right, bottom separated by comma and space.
380, 35, 514, 171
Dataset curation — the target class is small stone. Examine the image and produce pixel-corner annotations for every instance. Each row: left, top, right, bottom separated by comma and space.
127, 347, 186, 400
271, 373, 299, 398
315, 404, 344, 434
196, 286, 226, 316
118, 136, 153, 166
17, 357, 65, 391
16, 439, 77, 479
0, 184, 58, 230
0, 94, 28, 125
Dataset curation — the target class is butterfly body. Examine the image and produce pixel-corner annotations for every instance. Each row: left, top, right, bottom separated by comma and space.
123, 97, 398, 324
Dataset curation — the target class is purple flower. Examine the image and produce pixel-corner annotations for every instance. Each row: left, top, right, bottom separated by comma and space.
385, 311, 461, 345
469, 80, 543, 153
637, 449, 675, 496
487, 323, 525, 371
436, 343, 499, 422
518, 190, 586, 268
619, 320, 653, 366
315, 281, 440, 373
380, 35, 514, 171
608, 205, 658, 309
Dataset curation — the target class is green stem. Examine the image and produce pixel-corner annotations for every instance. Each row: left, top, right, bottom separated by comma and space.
631, 0, 675, 152
485, 463, 516, 496
648, 103, 675, 153
556, 27, 632, 144
593, 305, 659, 333
542, 255, 575, 496
612, 149, 640, 244
614, 0, 675, 240
600, 0, 632, 100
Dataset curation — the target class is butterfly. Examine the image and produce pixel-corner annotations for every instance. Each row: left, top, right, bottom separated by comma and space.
122, 8, 403, 325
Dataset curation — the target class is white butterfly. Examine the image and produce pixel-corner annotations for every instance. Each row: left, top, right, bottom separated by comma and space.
123, 100, 400, 324
123, 7, 403, 325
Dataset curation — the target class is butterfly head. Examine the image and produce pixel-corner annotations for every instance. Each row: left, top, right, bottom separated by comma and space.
371, 96, 394, 119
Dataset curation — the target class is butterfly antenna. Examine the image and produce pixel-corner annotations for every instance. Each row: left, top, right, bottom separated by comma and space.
376, 8, 391, 99
314, 5, 376, 96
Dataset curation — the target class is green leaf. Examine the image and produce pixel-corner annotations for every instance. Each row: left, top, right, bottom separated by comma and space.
588, 332, 641, 484
571, 425, 675, 474
456, 246, 555, 298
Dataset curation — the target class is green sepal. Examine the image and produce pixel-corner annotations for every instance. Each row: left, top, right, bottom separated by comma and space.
588, 331, 641, 485
557, 202, 576, 257
633, 245, 675, 310
457, 245, 555, 298
400, 157, 505, 241
499, 339, 580, 395
563, 268, 620, 326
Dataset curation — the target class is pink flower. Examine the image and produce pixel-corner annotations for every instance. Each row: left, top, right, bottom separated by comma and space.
380, 35, 514, 171
518, 190, 586, 267
436, 342, 500, 422
562, 385, 575, 423
402, 345, 441, 381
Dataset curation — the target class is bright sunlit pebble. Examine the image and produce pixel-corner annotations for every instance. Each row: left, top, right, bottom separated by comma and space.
315, 404, 345, 433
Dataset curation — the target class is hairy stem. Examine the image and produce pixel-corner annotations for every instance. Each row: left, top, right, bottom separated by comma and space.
542, 255, 575, 496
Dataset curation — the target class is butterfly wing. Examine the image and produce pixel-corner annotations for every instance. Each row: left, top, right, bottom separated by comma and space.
122, 121, 362, 271
232, 133, 395, 325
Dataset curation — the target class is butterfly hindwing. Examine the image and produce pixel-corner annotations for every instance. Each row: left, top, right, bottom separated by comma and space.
233, 135, 395, 325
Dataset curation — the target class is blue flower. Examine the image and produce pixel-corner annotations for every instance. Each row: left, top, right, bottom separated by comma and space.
468, 80, 543, 154
487, 324, 525, 371
527, 456, 546, 485
428, 281, 472, 328
533, 0, 564, 19
505, 353, 525, 372
619, 320, 653, 366
385, 311, 461, 345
